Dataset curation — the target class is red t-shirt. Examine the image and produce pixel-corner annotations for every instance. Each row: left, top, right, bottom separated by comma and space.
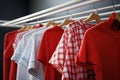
37, 26, 64, 80
4, 30, 19, 80
76, 12, 120, 80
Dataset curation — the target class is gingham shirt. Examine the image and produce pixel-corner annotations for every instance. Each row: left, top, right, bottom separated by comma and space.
49, 20, 96, 80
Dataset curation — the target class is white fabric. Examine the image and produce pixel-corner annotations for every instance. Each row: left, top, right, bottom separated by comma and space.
11, 28, 39, 63
11, 27, 44, 80
16, 64, 38, 80
18, 27, 46, 80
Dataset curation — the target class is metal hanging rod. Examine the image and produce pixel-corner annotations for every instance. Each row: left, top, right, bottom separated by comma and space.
2, 0, 84, 26
28, 4, 120, 25
2, 0, 101, 26
2, 9, 119, 27
54, 10, 120, 23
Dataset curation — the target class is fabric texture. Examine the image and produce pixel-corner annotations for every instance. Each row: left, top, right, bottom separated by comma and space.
18, 27, 46, 80
0, 27, 19, 80
49, 20, 96, 80
4, 30, 19, 80
76, 13, 120, 80
11, 29, 37, 63
37, 26, 64, 80
11, 28, 41, 80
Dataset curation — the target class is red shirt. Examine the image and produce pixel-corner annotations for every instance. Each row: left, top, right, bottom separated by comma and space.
37, 26, 63, 80
76, 13, 120, 80
4, 30, 19, 80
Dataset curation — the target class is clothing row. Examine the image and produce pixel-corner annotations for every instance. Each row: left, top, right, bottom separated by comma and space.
3, 12, 120, 80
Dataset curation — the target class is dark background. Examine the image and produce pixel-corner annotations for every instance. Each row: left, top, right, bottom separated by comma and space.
0, 0, 120, 80
0, 0, 120, 20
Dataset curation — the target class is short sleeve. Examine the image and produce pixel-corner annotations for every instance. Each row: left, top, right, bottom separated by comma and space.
49, 29, 68, 73
37, 32, 49, 65
18, 35, 34, 67
11, 38, 24, 63
76, 31, 87, 66
28, 30, 45, 79
76, 30, 100, 70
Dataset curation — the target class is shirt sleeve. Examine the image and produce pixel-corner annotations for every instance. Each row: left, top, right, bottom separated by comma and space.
49, 28, 68, 73
28, 32, 45, 80
37, 32, 49, 65
18, 35, 34, 67
3, 32, 17, 80
76, 30, 100, 69
76, 33, 87, 65
11, 38, 24, 63
76, 29, 103, 80
4, 36, 13, 80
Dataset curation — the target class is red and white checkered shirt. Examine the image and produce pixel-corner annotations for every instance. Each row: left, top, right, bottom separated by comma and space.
49, 20, 96, 80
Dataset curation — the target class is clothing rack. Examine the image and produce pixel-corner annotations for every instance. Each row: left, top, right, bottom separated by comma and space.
48, 10, 120, 24
28, 4, 120, 25
2, 0, 101, 26
1, 4, 119, 27
0, 10, 119, 27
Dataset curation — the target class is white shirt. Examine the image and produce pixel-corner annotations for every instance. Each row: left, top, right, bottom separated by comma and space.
11, 27, 44, 80
11, 28, 39, 63
18, 27, 46, 80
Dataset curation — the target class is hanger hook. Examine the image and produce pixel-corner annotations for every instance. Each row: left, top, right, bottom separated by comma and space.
66, 10, 69, 19
110, 0, 116, 12
22, 22, 27, 26
66, 10, 69, 15
66, 10, 72, 19
93, 4, 98, 14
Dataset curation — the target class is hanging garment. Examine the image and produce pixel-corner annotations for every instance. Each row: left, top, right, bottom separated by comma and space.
12, 24, 43, 53
11, 27, 43, 80
76, 13, 120, 80
11, 28, 39, 63
13, 30, 29, 49
3, 30, 20, 80
37, 25, 64, 80
0, 27, 19, 80
28, 27, 46, 79
49, 20, 96, 80
18, 26, 46, 80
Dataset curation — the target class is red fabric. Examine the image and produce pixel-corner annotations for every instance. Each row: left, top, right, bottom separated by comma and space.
76, 13, 120, 80
4, 30, 19, 80
49, 20, 96, 80
37, 26, 64, 80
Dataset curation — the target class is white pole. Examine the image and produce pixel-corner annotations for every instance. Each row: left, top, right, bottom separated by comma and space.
9, 0, 101, 25
2, 0, 84, 26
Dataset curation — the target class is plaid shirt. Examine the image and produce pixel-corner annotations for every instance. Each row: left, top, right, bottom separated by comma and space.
49, 20, 96, 80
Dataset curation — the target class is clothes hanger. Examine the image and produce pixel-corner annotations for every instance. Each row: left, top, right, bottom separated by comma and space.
45, 21, 58, 27
59, 10, 74, 27
84, 4, 101, 24
17, 26, 27, 31
110, 0, 120, 31
59, 19, 74, 27
84, 13, 101, 24
17, 23, 29, 31
115, 13, 120, 22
